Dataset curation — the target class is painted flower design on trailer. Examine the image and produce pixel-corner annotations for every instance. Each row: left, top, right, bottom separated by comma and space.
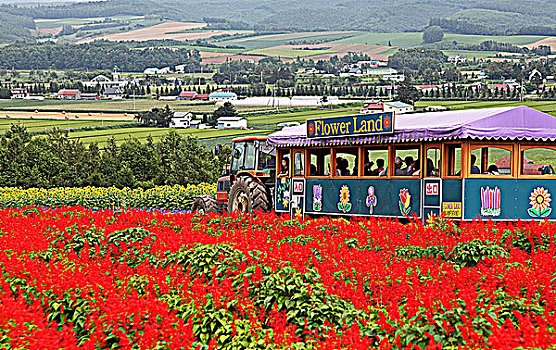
365, 186, 377, 214
337, 185, 352, 213
528, 187, 552, 218
313, 185, 323, 212
398, 188, 411, 216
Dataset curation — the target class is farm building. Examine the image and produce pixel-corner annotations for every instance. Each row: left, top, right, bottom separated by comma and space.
144, 68, 161, 75
170, 112, 201, 129
57, 89, 81, 100
80, 93, 100, 100
10, 88, 28, 99
447, 54, 468, 63
104, 87, 124, 100
383, 101, 414, 115
383, 74, 405, 82
82, 72, 127, 89
179, 91, 198, 100
217, 116, 247, 129
209, 92, 238, 102
196, 94, 210, 101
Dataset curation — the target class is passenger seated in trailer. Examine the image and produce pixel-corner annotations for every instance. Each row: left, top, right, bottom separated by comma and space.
404, 156, 416, 175
486, 164, 500, 175
394, 157, 405, 175
426, 158, 437, 177
310, 164, 317, 176
411, 158, 420, 175
470, 155, 481, 174
371, 159, 385, 176
277, 157, 290, 179
539, 164, 555, 175
364, 161, 374, 176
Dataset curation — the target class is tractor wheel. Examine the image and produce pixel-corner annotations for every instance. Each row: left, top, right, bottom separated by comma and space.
191, 195, 218, 214
228, 176, 271, 213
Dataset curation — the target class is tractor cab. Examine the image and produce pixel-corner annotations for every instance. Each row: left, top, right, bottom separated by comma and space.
228, 136, 276, 179
196, 136, 276, 213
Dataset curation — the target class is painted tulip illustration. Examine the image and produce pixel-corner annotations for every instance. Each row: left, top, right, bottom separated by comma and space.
365, 186, 377, 214
399, 188, 411, 216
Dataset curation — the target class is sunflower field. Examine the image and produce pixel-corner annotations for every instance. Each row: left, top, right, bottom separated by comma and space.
0, 184, 216, 211
0, 208, 556, 349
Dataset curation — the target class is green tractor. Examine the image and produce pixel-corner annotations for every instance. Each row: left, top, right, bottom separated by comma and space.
191, 136, 276, 213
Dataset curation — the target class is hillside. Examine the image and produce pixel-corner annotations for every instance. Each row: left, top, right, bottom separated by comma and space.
1, 0, 556, 44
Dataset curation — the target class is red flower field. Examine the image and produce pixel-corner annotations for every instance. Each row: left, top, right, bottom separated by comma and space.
0, 207, 555, 349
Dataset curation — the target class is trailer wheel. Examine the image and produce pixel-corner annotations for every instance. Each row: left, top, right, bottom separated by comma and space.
228, 176, 271, 213
191, 195, 218, 213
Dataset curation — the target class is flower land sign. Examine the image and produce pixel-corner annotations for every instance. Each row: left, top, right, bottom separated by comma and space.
307, 112, 394, 139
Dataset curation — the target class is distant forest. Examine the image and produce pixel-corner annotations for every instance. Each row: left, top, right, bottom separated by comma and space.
0, 41, 201, 71
1, 0, 556, 44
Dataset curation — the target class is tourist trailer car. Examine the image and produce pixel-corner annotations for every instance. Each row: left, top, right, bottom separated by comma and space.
193, 106, 556, 221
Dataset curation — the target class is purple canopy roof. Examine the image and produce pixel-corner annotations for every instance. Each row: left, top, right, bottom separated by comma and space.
267, 106, 556, 147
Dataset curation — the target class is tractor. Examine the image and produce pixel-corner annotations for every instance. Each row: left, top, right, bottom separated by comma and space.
191, 136, 276, 213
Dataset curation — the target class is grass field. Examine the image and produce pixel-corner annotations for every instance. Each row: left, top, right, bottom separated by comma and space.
217, 32, 357, 50
35, 16, 146, 29
11, 101, 556, 148
440, 50, 499, 60
325, 32, 548, 48
56, 127, 273, 148
0, 118, 130, 133
0, 99, 273, 114
216, 31, 552, 61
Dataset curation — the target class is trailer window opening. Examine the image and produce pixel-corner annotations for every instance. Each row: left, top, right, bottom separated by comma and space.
293, 151, 305, 176
277, 149, 290, 178
446, 144, 462, 177
308, 148, 331, 176
470, 146, 511, 175
334, 148, 359, 177
521, 147, 556, 175
425, 147, 441, 177
394, 147, 420, 176
363, 147, 389, 176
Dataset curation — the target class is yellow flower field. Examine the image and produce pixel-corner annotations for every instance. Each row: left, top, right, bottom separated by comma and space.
0, 184, 216, 211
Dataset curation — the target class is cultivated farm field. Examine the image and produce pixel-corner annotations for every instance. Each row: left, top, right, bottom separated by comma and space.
0, 118, 130, 134
78, 21, 253, 43
215, 31, 554, 62
58, 127, 273, 148
0, 99, 273, 114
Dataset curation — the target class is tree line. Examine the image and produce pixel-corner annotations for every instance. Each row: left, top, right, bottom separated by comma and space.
0, 124, 226, 189
0, 41, 201, 72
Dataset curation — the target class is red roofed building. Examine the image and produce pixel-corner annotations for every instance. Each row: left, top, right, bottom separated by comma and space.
492, 84, 514, 91
179, 91, 198, 100
195, 94, 209, 101
57, 89, 81, 100
360, 100, 384, 114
